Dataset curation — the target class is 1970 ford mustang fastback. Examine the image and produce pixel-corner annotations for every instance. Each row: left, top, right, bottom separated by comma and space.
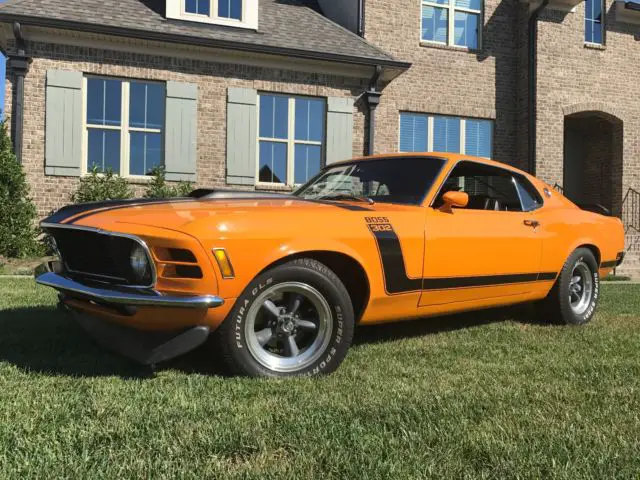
36, 153, 625, 377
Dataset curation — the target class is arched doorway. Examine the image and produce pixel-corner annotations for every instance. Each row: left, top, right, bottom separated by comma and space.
563, 111, 623, 215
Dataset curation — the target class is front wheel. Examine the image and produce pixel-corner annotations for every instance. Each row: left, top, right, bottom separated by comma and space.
215, 258, 355, 377
536, 248, 600, 325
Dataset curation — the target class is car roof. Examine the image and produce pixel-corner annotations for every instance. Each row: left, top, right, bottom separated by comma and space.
330, 152, 531, 178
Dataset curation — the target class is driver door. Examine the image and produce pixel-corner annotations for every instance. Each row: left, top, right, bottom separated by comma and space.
419, 161, 543, 307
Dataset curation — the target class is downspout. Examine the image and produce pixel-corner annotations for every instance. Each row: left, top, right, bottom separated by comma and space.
357, 0, 364, 37
527, 0, 548, 175
7, 22, 31, 164
365, 65, 382, 156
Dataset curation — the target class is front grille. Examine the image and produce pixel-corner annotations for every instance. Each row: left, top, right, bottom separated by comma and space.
48, 227, 154, 287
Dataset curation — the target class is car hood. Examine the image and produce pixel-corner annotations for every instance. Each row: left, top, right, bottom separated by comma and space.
49, 197, 383, 232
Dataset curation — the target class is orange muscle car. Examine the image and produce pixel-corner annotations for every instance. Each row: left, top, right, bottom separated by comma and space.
36, 153, 625, 377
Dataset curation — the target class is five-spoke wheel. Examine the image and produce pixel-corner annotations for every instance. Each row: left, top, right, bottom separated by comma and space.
215, 258, 355, 377
537, 247, 599, 325
245, 282, 333, 373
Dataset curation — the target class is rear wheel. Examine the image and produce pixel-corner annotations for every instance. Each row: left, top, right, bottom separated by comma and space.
215, 258, 354, 377
536, 248, 600, 325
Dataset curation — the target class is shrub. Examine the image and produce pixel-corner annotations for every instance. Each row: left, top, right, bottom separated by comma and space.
0, 121, 43, 258
71, 166, 133, 204
144, 166, 193, 199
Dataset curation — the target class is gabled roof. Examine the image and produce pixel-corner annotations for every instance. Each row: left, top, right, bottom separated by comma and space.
626, 0, 640, 11
0, 0, 410, 69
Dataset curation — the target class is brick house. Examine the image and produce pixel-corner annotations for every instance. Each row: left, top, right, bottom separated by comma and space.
0, 0, 639, 276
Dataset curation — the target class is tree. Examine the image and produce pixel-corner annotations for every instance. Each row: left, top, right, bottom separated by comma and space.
71, 166, 133, 204
0, 120, 43, 258
144, 166, 193, 199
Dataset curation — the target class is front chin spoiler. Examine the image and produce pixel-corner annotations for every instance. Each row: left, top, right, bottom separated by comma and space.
71, 309, 210, 365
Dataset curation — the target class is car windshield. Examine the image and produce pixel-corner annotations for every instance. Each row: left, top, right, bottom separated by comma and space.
293, 157, 446, 205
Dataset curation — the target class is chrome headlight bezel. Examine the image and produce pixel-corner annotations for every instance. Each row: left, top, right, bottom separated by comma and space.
129, 244, 152, 285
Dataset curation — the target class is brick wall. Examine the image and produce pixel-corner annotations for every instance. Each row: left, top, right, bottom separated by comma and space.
533, 2, 640, 277
5, 40, 367, 217
535, 2, 640, 194
363, 0, 520, 166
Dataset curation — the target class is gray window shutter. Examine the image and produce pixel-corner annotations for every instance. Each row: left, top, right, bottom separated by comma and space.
165, 81, 198, 182
326, 97, 354, 165
45, 70, 83, 176
226, 87, 257, 185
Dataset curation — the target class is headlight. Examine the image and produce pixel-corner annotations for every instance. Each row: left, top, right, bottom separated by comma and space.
129, 244, 150, 284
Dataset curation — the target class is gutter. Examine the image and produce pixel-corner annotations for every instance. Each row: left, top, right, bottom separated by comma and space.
365, 66, 383, 156
527, 0, 549, 175
357, 0, 365, 36
7, 22, 31, 164
0, 13, 412, 71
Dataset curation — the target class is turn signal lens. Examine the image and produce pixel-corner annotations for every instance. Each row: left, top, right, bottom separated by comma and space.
213, 248, 235, 279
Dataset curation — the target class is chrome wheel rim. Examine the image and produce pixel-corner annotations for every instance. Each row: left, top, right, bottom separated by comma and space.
245, 282, 333, 373
569, 260, 593, 315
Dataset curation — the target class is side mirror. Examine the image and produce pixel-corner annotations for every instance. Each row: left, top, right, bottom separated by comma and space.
439, 191, 469, 213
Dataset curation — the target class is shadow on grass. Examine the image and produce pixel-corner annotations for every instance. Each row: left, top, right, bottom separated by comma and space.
353, 303, 545, 346
0, 303, 544, 377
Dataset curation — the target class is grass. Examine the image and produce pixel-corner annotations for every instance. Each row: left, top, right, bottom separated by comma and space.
0, 256, 51, 276
0, 279, 639, 478
602, 274, 633, 282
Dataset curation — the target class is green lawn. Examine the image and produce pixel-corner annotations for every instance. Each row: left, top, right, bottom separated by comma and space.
0, 279, 639, 478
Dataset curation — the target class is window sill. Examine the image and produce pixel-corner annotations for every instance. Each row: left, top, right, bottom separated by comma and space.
78, 173, 155, 185
255, 184, 294, 193
584, 42, 606, 50
419, 41, 480, 54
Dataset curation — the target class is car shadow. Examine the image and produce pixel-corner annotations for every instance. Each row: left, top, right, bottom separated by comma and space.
0, 303, 546, 378
353, 303, 546, 346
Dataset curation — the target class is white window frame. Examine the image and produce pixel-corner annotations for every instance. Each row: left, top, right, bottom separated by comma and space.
82, 76, 165, 179
584, 0, 605, 45
398, 112, 494, 159
420, 0, 482, 49
256, 94, 326, 188
166, 0, 257, 30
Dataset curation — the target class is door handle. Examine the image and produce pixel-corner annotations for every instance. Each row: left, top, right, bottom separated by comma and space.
524, 219, 540, 228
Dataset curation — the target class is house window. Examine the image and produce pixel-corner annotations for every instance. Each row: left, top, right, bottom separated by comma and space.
258, 94, 325, 186
585, 0, 604, 44
219, 0, 242, 19
85, 77, 165, 176
422, 0, 481, 49
167, 0, 256, 29
399, 112, 493, 158
185, 0, 210, 15
183, 0, 242, 21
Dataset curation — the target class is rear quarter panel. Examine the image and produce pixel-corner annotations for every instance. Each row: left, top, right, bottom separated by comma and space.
535, 188, 625, 279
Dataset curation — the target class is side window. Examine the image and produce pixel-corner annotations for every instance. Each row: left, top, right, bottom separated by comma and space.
514, 176, 543, 212
435, 161, 523, 212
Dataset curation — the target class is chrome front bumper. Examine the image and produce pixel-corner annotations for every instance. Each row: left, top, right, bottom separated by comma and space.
35, 263, 223, 309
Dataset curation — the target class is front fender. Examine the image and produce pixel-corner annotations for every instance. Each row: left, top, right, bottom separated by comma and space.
205, 235, 376, 300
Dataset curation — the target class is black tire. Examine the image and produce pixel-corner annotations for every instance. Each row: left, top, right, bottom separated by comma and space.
536, 248, 600, 325
214, 258, 355, 377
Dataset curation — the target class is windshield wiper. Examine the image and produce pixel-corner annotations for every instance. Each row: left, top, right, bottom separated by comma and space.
318, 193, 375, 205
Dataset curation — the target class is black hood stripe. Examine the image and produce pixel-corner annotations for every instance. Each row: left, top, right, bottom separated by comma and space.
43, 194, 373, 225
43, 198, 196, 225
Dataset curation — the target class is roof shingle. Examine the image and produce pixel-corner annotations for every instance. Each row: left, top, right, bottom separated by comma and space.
0, 0, 407, 67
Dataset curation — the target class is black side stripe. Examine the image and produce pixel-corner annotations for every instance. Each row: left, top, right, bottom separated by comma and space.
367, 222, 557, 295
600, 260, 617, 268
369, 225, 422, 294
